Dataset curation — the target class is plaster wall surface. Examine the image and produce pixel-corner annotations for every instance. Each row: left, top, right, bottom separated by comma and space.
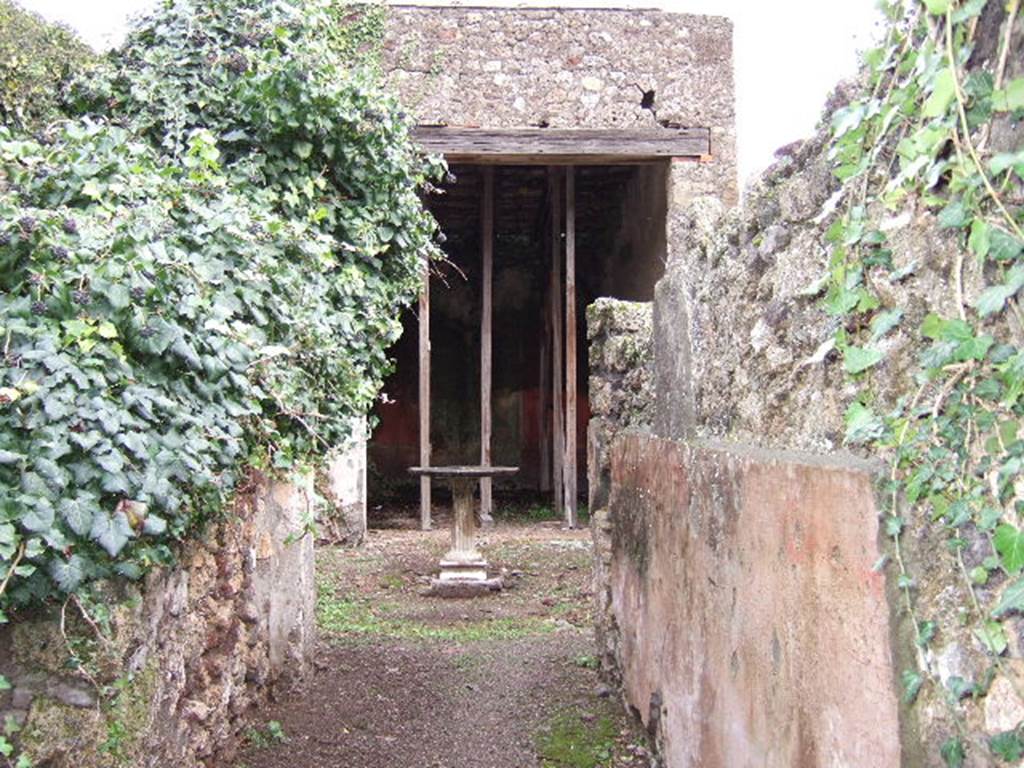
383, 6, 737, 203
608, 433, 901, 767
324, 418, 368, 544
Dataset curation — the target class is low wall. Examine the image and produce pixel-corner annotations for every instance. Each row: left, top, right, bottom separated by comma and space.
0, 469, 319, 767
586, 298, 654, 680
322, 418, 368, 545
606, 433, 901, 767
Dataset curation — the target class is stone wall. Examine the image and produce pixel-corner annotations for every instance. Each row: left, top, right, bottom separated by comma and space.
383, 6, 738, 204
590, 86, 1024, 762
606, 434, 901, 767
586, 295, 906, 766
0, 469, 318, 767
585, 298, 654, 681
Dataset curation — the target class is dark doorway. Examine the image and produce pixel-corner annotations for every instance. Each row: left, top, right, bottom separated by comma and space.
367, 162, 669, 517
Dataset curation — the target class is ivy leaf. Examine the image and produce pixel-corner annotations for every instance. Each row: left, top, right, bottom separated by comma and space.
22, 500, 54, 533
995, 524, 1024, 574
50, 555, 86, 592
60, 496, 95, 537
90, 511, 134, 557
937, 199, 969, 228
975, 620, 1008, 656
993, 77, 1024, 112
922, 0, 951, 13
0, 450, 25, 465
947, 676, 976, 700
870, 309, 903, 341
969, 219, 990, 259
292, 141, 313, 159
843, 345, 884, 374
989, 229, 1024, 262
976, 266, 1024, 317
940, 737, 966, 768
923, 68, 956, 117
991, 151, 1024, 178
921, 313, 949, 339
95, 449, 125, 474
844, 402, 884, 444
992, 577, 1024, 617
901, 669, 923, 704
142, 515, 168, 536
952, 0, 987, 21
990, 730, 1024, 762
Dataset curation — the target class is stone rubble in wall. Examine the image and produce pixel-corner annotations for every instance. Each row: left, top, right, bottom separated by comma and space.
0, 471, 317, 768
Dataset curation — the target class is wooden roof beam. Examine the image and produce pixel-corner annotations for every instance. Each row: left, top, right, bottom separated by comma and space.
412, 126, 711, 164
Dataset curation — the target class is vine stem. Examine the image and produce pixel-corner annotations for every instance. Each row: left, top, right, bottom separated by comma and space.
945, 6, 1024, 242
0, 541, 25, 599
59, 597, 103, 701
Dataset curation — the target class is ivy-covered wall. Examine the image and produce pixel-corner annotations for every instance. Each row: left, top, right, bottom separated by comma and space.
0, 0, 94, 130
0, 468, 317, 768
1, 1, 440, 763
642, 1, 1024, 764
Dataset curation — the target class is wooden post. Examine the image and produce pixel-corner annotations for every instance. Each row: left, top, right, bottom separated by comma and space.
538, 315, 551, 493
564, 167, 578, 529
419, 261, 432, 531
480, 167, 495, 525
548, 167, 564, 519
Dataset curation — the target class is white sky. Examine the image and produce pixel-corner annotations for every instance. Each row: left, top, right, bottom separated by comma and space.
19, 0, 882, 184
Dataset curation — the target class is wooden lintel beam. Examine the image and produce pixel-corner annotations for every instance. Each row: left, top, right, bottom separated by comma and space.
413, 127, 710, 163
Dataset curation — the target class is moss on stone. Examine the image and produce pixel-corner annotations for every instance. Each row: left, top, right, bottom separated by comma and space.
20, 694, 106, 767
99, 660, 159, 766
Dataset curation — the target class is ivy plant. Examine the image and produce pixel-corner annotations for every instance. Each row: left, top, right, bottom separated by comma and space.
827, 0, 1023, 761
0, 0, 439, 619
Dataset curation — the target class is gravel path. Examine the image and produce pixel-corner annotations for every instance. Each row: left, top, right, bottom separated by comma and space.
231, 521, 651, 768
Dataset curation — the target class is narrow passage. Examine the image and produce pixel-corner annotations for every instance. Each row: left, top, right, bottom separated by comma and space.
232, 513, 650, 768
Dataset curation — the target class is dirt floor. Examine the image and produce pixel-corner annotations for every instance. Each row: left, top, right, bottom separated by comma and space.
231, 513, 651, 768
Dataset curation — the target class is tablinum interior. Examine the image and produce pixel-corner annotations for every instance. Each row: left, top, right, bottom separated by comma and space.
368, 162, 668, 509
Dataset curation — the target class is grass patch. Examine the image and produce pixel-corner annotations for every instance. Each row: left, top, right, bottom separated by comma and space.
316, 582, 556, 643
536, 709, 618, 768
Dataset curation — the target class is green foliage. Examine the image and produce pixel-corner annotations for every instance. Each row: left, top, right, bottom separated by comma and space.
826, 0, 1024, 759
0, 0, 440, 617
990, 728, 1024, 762
0, 1, 94, 130
245, 720, 288, 748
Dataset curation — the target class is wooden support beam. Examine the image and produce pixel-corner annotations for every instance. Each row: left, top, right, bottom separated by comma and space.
419, 260, 432, 531
479, 167, 495, 525
548, 167, 564, 519
412, 127, 711, 164
564, 167, 578, 529
538, 317, 551, 493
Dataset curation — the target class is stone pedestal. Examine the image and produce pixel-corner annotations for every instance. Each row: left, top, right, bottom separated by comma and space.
439, 477, 488, 582
408, 465, 517, 597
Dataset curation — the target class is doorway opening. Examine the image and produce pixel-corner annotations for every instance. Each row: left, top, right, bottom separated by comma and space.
367, 161, 669, 525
